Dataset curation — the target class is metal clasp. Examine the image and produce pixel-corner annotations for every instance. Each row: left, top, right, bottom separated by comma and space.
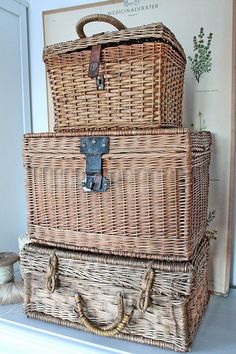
96, 75, 105, 90
80, 136, 109, 192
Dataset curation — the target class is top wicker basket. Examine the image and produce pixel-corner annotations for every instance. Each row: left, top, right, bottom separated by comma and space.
43, 14, 186, 131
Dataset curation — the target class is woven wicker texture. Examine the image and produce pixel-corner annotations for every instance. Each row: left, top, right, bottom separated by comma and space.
43, 19, 186, 130
23, 128, 211, 261
21, 238, 209, 352
75, 14, 127, 38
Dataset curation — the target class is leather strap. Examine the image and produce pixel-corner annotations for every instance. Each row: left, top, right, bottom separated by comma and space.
88, 45, 102, 79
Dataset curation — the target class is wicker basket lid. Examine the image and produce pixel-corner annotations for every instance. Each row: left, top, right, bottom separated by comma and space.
43, 15, 186, 61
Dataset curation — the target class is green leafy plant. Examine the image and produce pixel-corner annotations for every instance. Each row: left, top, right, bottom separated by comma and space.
206, 210, 217, 240
189, 28, 213, 83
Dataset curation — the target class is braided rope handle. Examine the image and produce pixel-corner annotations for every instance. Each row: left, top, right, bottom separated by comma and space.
76, 14, 127, 39
137, 263, 155, 313
46, 251, 59, 293
75, 292, 134, 336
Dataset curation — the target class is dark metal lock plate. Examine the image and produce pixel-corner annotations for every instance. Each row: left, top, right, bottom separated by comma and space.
80, 136, 109, 192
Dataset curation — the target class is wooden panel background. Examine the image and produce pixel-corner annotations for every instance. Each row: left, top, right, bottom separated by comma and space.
42, 0, 235, 294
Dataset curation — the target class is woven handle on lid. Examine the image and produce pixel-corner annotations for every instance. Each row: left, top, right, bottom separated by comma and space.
76, 14, 127, 39
74, 292, 134, 336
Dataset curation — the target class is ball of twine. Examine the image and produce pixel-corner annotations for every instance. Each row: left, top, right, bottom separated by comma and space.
0, 252, 24, 305
0, 281, 24, 305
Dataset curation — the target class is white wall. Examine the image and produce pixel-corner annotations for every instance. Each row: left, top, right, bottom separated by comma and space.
27, 0, 102, 132
27, 0, 236, 288
0, 0, 31, 253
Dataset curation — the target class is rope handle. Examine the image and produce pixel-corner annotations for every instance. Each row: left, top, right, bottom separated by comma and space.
46, 252, 155, 314
76, 14, 127, 39
74, 292, 134, 336
137, 263, 155, 313
46, 251, 59, 293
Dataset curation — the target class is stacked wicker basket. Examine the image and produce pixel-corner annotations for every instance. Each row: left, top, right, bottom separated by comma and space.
21, 15, 212, 352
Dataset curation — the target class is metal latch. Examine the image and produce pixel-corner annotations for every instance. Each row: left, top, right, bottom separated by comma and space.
96, 75, 105, 90
80, 136, 109, 192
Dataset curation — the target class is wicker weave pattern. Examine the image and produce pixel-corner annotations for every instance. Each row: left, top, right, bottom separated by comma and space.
23, 129, 211, 261
21, 238, 209, 352
43, 22, 185, 59
44, 22, 186, 130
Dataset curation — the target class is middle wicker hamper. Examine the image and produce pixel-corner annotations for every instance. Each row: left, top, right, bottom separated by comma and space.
23, 128, 211, 261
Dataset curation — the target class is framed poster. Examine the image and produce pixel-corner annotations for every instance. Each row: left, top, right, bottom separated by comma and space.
43, 0, 235, 295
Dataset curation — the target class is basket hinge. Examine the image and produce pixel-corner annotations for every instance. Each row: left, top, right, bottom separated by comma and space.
80, 136, 109, 192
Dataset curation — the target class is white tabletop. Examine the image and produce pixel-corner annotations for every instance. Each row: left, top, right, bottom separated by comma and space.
0, 289, 236, 354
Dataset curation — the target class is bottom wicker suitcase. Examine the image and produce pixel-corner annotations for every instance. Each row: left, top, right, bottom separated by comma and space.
21, 238, 210, 352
